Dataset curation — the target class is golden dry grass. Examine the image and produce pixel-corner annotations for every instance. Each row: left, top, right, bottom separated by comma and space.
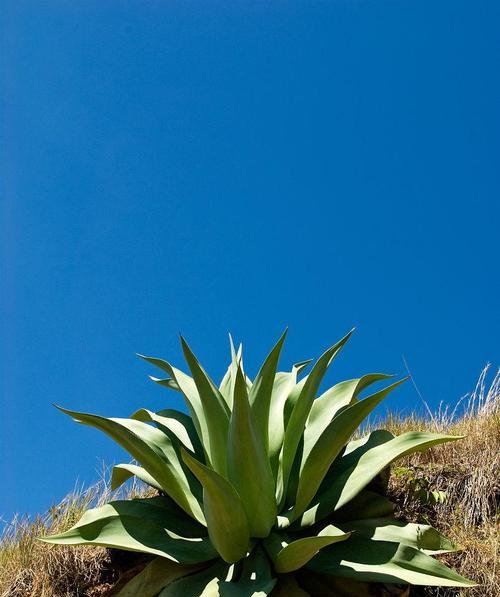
0, 478, 151, 597
0, 367, 497, 597
384, 365, 499, 596
0, 478, 128, 597
0, 482, 113, 597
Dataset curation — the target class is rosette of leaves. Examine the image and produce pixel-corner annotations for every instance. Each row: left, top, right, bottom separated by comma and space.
42, 331, 475, 596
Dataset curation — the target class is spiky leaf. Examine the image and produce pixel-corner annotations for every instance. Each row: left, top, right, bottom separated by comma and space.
181, 337, 230, 475
307, 538, 476, 587
248, 330, 287, 451
278, 330, 354, 505
302, 374, 393, 463
111, 463, 163, 492
298, 431, 462, 527
139, 355, 209, 454
268, 361, 311, 479
56, 407, 204, 523
291, 379, 406, 520
182, 449, 250, 563
341, 519, 456, 554
42, 498, 214, 563
132, 407, 203, 456
227, 364, 277, 537
265, 525, 350, 573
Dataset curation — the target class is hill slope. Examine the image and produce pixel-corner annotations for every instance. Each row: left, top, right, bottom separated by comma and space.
1, 367, 498, 597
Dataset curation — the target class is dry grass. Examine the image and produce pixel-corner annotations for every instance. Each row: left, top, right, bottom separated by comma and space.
0, 476, 150, 597
0, 367, 497, 597
384, 365, 499, 597
0, 481, 114, 597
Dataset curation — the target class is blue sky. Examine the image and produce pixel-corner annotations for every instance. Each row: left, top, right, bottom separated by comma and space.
1, 1, 498, 521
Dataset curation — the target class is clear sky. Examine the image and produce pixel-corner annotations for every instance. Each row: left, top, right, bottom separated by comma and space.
1, 1, 498, 521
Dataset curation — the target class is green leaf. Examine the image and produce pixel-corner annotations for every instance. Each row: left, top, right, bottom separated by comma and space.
307, 538, 476, 586
227, 364, 277, 538
278, 330, 354, 506
342, 428, 394, 457
138, 355, 209, 453
292, 432, 393, 528
268, 361, 311, 479
287, 489, 395, 531
159, 561, 230, 597
115, 557, 205, 597
283, 376, 308, 423
181, 337, 230, 475
111, 463, 163, 492
265, 525, 350, 573
268, 372, 296, 475
219, 365, 233, 404
131, 407, 205, 502
225, 339, 253, 391
291, 379, 406, 521
56, 406, 205, 523
149, 376, 181, 392
219, 337, 242, 409
276, 376, 308, 505
302, 374, 393, 464
181, 449, 250, 563
301, 431, 462, 526
292, 360, 313, 375
41, 497, 214, 563
248, 329, 287, 451
132, 408, 203, 457
219, 547, 277, 596
341, 519, 456, 554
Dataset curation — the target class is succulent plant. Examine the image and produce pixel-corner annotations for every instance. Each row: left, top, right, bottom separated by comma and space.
42, 331, 475, 595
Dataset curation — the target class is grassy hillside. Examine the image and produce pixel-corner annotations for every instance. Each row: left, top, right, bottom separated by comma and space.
1, 366, 497, 597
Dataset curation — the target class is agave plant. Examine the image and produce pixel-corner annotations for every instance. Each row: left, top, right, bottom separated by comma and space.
42, 331, 475, 596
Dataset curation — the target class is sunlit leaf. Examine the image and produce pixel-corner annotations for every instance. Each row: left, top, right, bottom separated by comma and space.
307, 538, 476, 587
182, 449, 250, 563
132, 407, 203, 456
299, 431, 461, 527
340, 518, 456, 554
227, 364, 277, 537
291, 379, 406, 520
111, 463, 163, 492
302, 373, 393, 464
56, 406, 204, 523
181, 337, 230, 475
248, 330, 287, 451
278, 330, 354, 506
41, 497, 214, 563
265, 525, 350, 573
